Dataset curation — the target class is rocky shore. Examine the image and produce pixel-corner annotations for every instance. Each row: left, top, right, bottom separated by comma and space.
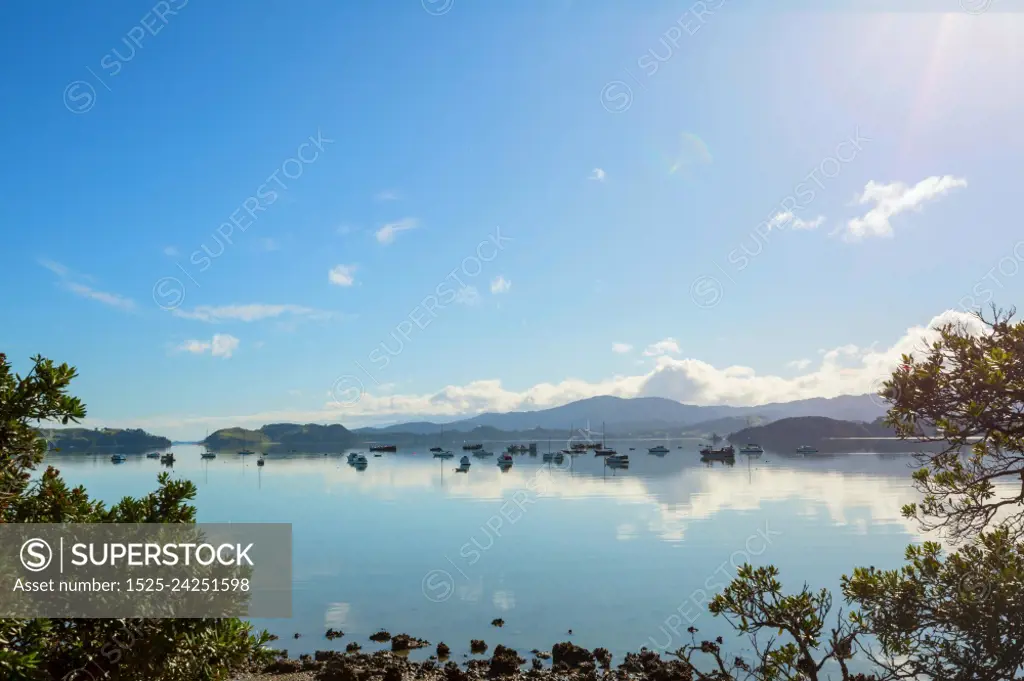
233, 640, 698, 681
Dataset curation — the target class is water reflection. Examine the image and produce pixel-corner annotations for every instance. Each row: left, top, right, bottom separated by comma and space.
46, 442, 928, 671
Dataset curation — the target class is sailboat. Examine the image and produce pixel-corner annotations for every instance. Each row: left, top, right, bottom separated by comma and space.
595, 421, 616, 455
201, 429, 216, 458
430, 426, 444, 453
238, 431, 254, 456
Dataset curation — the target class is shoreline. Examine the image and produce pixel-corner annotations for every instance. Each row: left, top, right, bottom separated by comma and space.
233, 641, 689, 681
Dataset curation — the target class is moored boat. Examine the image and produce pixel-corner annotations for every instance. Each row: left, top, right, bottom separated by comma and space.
463, 444, 483, 451
257, 457, 265, 467
369, 444, 397, 452
160, 452, 175, 464
497, 452, 513, 465
739, 444, 764, 454
607, 453, 629, 466
146, 451, 160, 459
648, 445, 670, 454
111, 453, 127, 463
700, 445, 735, 461
434, 450, 454, 458
796, 445, 819, 453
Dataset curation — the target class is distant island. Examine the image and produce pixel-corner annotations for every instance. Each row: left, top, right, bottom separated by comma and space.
40, 427, 171, 453
727, 416, 939, 453
206, 423, 357, 452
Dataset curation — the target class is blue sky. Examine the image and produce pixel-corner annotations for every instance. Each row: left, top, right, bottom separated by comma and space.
1, 1, 1021, 438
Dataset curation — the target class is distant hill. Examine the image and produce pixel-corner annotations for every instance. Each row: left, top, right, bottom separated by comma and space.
354, 394, 887, 435
41, 427, 171, 453
727, 416, 937, 453
206, 423, 356, 452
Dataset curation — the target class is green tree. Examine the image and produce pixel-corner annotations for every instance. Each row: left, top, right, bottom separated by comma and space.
882, 307, 1024, 542
0, 353, 275, 680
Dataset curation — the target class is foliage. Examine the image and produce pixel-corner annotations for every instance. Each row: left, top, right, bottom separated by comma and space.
882, 307, 1024, 542
843, 528, 1024, 681
0, 353, 276, 680
669, 565, 874, 681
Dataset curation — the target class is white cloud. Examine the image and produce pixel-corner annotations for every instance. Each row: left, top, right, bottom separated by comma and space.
589, 168, 606, 182
176, 333, 240, 359
787, 358, 812, 370
374, 189, 400, 201
643, 338, 681, 357
328, 264, 357, 287
163, 246, 179, 256
612, 343, 633, 354
39, 259, 135, 311
375, 217, 418, 245
173, 304, 331, 323
38, 259, 69, 277
768, 211, 825, 231
95, 309, 986, 438
842, 175, 967, 241
490, 275, 511, 294
454, 286, 481, 306
65, 283, 136, 311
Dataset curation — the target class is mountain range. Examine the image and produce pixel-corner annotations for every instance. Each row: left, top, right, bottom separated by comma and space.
352, 394, 887, 435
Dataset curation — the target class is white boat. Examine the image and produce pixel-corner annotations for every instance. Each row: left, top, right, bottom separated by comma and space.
607, 453, 629, 466
796, 445, 819, 454
201, 451, 216, 459
434, 450, 454, 458
350, 454, 368, 465
146, 451, 160, 459
739, 444, 764, 454
111, 453, 127, 463
648, 445, 670, 454
497, 453, 513, 465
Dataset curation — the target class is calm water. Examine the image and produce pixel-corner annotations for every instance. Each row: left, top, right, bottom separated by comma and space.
47, 442, 926, 671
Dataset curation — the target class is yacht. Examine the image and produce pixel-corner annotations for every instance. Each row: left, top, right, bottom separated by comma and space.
346, 452, 362, 463
201, 450, 216, 459
456, 455, 471, 472
434, 450, 454, 458
429, 446, 444, 453
160, 452, 175, 464
369, 444, 397, 452
463, 444, 483, 451
739, 444, 764, 454
648, 445, 670, 454
146, 451, 161, 459
796, 445, 819, 454
606, 453, 629, 466
497, 452, 514, 465
474, 449, 494, 456
700, 445, 735, 461
111, 453, 127, 463
349, 453, 368, 465
257, 457, 265, 467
